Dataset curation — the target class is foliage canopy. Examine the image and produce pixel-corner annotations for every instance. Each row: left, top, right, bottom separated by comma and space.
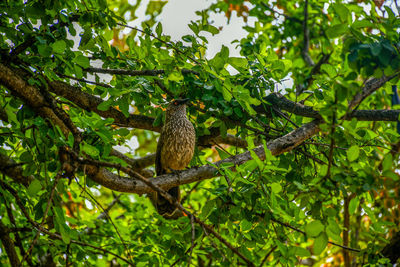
0, 0, 400, 266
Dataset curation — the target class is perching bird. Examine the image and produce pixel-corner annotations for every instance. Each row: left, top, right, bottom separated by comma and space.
152, 98, 195, 219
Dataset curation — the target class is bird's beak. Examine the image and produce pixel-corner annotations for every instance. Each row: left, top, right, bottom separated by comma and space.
176, 98, 190, 105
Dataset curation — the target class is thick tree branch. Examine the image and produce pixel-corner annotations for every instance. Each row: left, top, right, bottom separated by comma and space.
258, 92, 400, 121
48, 80, 160, 132
87, 120, 321, 194
0, 63, 70, 136
0, 220, 20, 267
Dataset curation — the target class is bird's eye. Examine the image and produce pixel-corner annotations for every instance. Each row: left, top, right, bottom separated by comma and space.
173, 101, 178, 106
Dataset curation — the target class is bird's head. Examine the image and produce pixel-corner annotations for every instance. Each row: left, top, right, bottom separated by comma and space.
165, 98, 190, 121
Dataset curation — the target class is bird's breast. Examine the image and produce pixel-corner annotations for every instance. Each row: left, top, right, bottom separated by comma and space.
160, 119, 195, 171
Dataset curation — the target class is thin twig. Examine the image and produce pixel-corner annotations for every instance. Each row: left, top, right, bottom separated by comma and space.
56, 72, 112, 88
75, 180, 133, 261
201, 225, 227, 261
269, 217, 360, 252
259, 246, 277, 267
181, 180, 202, 203
19, 174, 61, 266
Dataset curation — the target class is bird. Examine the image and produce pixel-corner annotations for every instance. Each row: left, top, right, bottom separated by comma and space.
152, 98, 195, 219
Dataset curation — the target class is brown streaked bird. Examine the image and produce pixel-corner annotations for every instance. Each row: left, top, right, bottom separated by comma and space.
152, 98, 195, 219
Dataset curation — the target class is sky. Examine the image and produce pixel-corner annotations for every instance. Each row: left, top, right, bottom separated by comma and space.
125, 0, 256, 58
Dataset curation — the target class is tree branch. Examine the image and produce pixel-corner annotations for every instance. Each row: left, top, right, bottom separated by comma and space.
85, 67, 198, 77
87, 120, 321, 194
348, 74, 399, 110
48, 80, 160, 132
258, 92, 400, 121
0, 63, 70, 136
0, 220, 20, 267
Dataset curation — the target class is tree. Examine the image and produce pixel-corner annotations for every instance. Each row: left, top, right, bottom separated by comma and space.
0, 0, 400, 266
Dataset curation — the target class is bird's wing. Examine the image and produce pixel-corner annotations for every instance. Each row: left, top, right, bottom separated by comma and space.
155, 129, 165, 175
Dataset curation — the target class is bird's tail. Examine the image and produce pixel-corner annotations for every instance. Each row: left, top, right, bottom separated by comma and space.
154, 186, 182, 219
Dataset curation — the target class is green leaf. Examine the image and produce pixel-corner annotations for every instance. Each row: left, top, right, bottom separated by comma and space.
382, 153, 392, 171
221, 86, 232, 102
382, 170, 399, 180
352, 19, 374, 28
59, 224, 71, 244
326, 24, 348, 38
67, 132, 74, 148
200, 200, 214, 220
215, 147, 230, 160
37, 44, 52, 57
228, 57, 248, 71
305, 220, 324, 237
270, 182, 282, 194
20, 151, 33, 162
333, 3, 350, 23
117, 128, 130, 136
27, 179, 42, 197
81, 143, 100, 157
23, 163, 37, 176
52, 40, 66, 54
370, 43, 382, 57
73, 55, 90, 68
349, 197, 359, 215
203, 25, 219, 35
347, 146, 359, 162
117, 95, 130, 118
155, 22, 163, 36
97, 100, 112, 111
321, 64, 337, 78
240, 220, 252, 232
313, 233, 328, 255
167, 71, 183, 81
294, 247, 311, 257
